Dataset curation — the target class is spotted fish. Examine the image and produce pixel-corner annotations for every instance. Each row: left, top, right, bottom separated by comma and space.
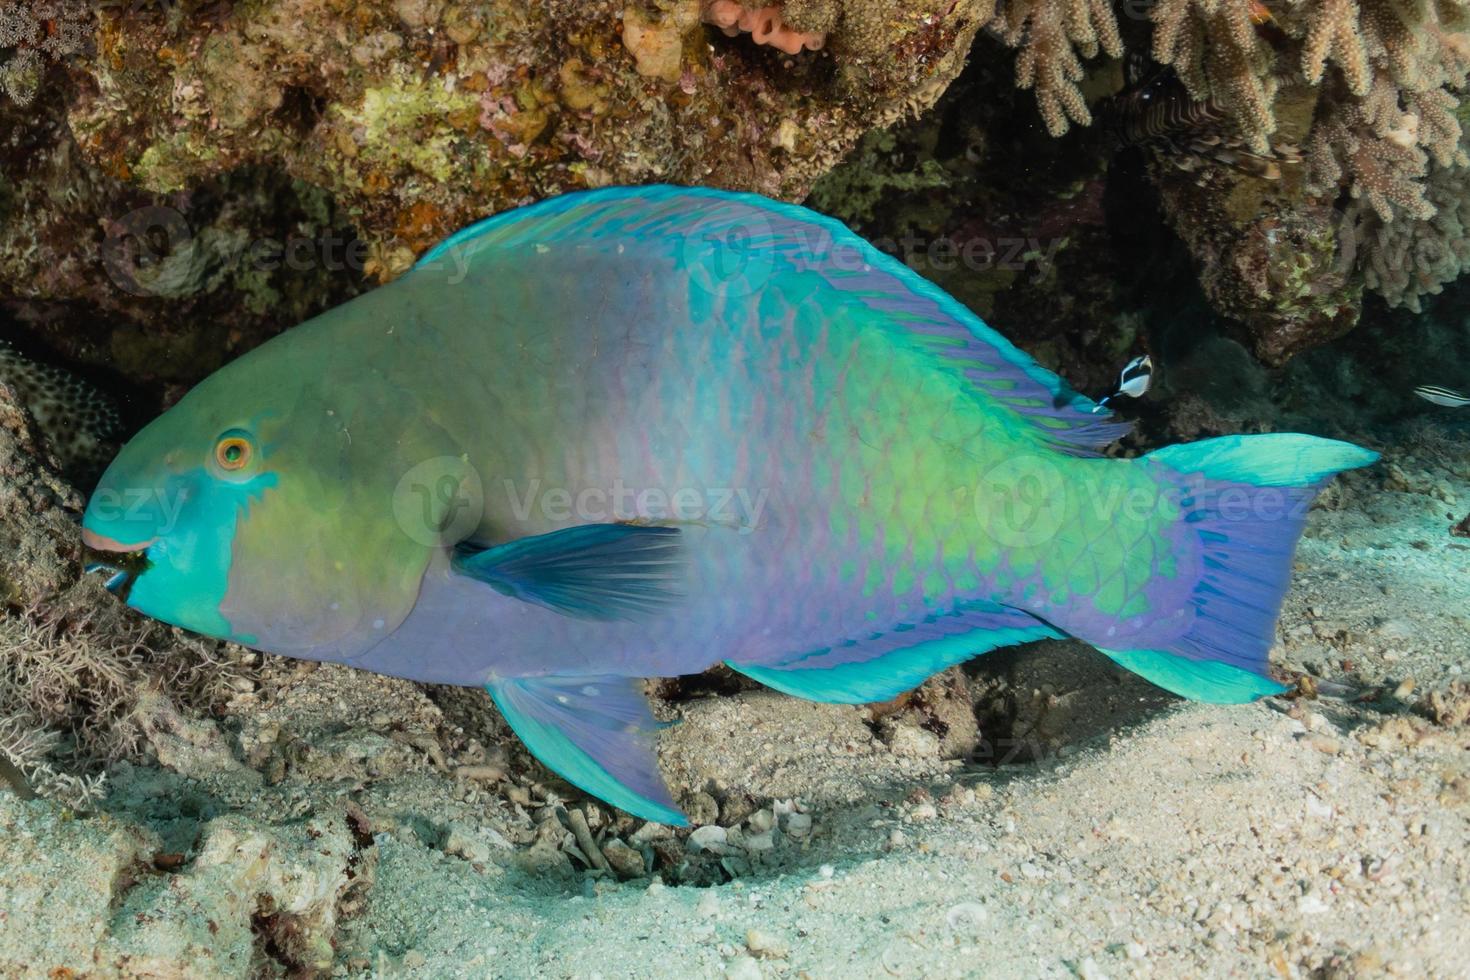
0, 338, 124, 478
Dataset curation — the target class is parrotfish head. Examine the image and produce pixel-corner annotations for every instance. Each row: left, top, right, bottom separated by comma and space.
81, 340, 434, 656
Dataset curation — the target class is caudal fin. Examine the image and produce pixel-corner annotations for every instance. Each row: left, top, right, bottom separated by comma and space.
1097, 434, 1378, 703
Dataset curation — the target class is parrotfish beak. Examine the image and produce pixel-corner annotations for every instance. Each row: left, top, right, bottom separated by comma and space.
80, 445, 188, 599
81, 528, 159, 553
81, 440, 257, 642
81, 525, 159, 598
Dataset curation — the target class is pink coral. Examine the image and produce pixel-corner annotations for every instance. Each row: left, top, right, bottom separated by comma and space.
703, 1, 826, 55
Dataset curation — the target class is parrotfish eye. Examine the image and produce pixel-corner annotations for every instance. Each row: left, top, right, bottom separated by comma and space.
213, 430, 255, 473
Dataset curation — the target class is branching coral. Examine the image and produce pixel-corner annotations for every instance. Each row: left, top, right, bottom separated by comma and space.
0, 711, 106, 809
1150, 0, 1277, 148
989, 0, 1121, 135
1306, 72, 1438, 223
1346, 142, 1470, 311
0, 1, 91, 105
987, 0, 1470, 318
1296, 2, 1470, 216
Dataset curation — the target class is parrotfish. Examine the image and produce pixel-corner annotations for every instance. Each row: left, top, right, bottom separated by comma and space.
81, 187, 1377, 824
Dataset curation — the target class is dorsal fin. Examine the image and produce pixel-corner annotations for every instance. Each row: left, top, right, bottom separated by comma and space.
416, 186, 1129, 455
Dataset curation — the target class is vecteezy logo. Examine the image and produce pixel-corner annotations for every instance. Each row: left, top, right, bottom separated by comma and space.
674, 204, 781, 301
971, 454, 1068, 549
391, 456, 485, 547
100, 205, 194, 297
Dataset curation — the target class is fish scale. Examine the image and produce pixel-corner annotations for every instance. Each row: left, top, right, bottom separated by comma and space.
82, 186, 1378, 824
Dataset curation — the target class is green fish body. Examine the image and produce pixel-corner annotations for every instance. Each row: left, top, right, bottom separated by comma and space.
82, 187, 1377, 823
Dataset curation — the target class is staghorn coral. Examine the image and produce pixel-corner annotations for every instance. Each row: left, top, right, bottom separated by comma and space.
989, 0, 1121, 135
1150, 0, 1277, 148
990, 0, 1469, 154
1305, 72, 1438, 223
1291, 0, 1470, 204
1347, 144, 1470, 311
1304, 61, 1470, 311
982, 0, 1470, 338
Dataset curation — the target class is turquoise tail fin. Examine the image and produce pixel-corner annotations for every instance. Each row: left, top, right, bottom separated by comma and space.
1098, 434, 1378, 703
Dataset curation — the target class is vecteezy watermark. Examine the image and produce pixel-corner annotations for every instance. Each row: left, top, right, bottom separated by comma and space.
869, 233, 1064, 284
100, 204, 371, 298
391, 457, 487, 548
82, 486, 186, 539
390, 456, 772, 545
85, 456, 1317, 553
100, 205, 195, 298
502, 478, 770, 528
102, 198, 1073, 299
413, 203, 1068, 294
966, 453, 1320, 549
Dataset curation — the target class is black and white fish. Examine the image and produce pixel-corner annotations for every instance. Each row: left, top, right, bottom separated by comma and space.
1415, 385, 1470, 408
1094, 354, 1154, 412
0, 338, 125, 478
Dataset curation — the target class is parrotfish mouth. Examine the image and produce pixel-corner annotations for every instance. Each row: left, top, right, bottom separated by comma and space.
81, 529, 156, 597
81, 528, 158, 553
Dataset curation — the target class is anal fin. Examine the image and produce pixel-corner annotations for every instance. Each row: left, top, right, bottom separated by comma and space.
728, 600, 1061, 704
1099, 648, 1288, 704
486, 674, 687, 825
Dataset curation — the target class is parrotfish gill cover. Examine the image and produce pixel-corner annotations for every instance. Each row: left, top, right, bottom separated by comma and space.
81, 186, 1378, 825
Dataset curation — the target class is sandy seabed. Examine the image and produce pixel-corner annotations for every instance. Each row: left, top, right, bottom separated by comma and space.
1, 413, 1467, 979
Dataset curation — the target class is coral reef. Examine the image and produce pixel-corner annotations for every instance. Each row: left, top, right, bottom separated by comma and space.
989, 0, 1120, 135
982, 0, 1470, 358
704, 1, 829, 54
57, 0, 983, 271
0, 0, 986, 388
0, 87, 370, 391
0, 1, 91, 106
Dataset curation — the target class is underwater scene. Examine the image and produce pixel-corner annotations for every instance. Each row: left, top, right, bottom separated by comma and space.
1, 2, 1468, 977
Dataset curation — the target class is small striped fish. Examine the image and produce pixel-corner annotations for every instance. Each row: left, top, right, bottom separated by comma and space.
1415, 385, 1470, 408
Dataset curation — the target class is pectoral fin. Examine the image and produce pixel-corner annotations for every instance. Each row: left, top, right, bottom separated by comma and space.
485, 674, 687, 826
453, 524, 683, 621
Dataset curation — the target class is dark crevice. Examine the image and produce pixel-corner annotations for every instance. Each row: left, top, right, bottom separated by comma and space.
273, 84, 327, 136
